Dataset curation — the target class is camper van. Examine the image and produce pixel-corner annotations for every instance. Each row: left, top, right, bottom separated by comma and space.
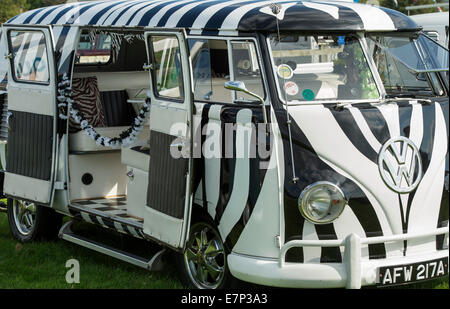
0, 0, 448, 289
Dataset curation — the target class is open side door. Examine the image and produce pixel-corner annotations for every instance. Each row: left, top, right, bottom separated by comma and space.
2, 25, 58, 206
144, 29, 194, 250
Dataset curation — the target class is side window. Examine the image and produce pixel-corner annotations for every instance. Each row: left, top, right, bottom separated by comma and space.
231, 41, 265, 101
188, 39, 265, 104
189, 39, 232, 103
8, 30, 50, 84
150, 35, 184, 101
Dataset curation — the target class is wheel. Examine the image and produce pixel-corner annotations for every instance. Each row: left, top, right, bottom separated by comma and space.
7, 198, 62, 243
176, 217, 232, 289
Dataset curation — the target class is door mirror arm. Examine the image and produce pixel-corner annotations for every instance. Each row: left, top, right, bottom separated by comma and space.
224, 81, 268, 125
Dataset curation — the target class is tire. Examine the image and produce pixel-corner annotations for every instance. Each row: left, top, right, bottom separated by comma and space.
176, 214, 233, 289
7, 198, 63, 243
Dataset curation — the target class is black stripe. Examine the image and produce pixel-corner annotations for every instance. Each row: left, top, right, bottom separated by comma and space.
137, 229, 145, 239
156, 0, 200, 27
88, 1, 128, 25
202, 0, 262, 34
89, 214, 100, 225
36, 7, 59, 24
398, 104, 413, 138
137, 0, 181, 26
439, 99, 449, 138
347, 198, 387, 259
419, 103, 436, 177
328, 106, 379, 164
121, 224, 133, 236
404, 103, 437, 239
436, 99, 449, 251
247, 124, 263, 213
49, 2, 97, 25
315, 224, 342, 263
125, 1, 163, 25
200, 104, 211, 212
23, 8, 46, 24
436, 185, 448, 250
215, 118, 236, 224
359, 106, 391, 145
284, 195, 305, 263
111, 0, 149, 25
398, 194, 408, 255
49, 6, 76, 25
55, 27, 71, 57
99, 1, 132, 25
176, 0, 232, 28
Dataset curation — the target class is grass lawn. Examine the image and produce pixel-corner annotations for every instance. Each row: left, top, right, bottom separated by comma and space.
0, 211, 448, 289
0, 212, 184, 289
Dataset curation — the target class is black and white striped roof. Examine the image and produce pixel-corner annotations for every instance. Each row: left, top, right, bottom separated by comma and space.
7, 0, 419, 33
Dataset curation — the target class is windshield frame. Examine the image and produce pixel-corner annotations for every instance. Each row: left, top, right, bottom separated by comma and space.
266, 32, 384, 106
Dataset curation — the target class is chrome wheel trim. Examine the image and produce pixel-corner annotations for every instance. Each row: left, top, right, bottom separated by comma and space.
12, 200, 36, 236
184, 223, 226, 289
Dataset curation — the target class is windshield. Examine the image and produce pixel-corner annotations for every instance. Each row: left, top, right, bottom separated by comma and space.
268, 34, 380, 104
367, 33, 449, 97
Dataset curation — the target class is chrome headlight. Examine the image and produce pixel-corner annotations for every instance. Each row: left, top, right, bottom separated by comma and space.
298, 182, 347, 224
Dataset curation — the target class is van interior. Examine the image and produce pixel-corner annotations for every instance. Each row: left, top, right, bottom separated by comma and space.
67, 29, 264, 224
68, 29, 150, 222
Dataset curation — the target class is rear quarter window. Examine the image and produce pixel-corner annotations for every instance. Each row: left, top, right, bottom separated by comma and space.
75, 32, 112, 65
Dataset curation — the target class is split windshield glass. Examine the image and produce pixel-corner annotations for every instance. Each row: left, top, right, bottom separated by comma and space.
268, 34, 380, 104
367, 33, 449, 97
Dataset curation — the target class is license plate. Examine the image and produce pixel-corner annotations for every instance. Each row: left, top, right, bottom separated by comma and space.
377, 257, 448, 286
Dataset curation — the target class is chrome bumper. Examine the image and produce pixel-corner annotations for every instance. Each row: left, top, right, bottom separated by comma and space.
228, 227, 449, 289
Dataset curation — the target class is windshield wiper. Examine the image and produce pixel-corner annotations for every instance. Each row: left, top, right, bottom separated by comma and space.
383, 95, 432, 105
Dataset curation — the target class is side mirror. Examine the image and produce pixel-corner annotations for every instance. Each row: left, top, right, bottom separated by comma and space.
224, 81, 268, 125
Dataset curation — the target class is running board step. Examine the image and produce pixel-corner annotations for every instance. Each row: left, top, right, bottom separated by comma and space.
59, 221, 165, 271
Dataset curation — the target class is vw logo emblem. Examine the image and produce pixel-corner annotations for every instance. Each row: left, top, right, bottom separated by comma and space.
378, 137, 423, 194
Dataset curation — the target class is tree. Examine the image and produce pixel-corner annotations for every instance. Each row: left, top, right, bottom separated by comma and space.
0, 0, 66, 24
0, 0, 27, 24
27, 0, 67, 10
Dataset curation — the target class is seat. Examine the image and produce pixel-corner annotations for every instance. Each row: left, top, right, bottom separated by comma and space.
69, 76, 147, 153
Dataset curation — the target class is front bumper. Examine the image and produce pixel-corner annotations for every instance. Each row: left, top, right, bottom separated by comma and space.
228, 227, 449, 289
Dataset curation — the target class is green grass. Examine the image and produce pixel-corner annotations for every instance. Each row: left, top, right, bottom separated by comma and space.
0, 212, 184, 289
0, 211, 447, 289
